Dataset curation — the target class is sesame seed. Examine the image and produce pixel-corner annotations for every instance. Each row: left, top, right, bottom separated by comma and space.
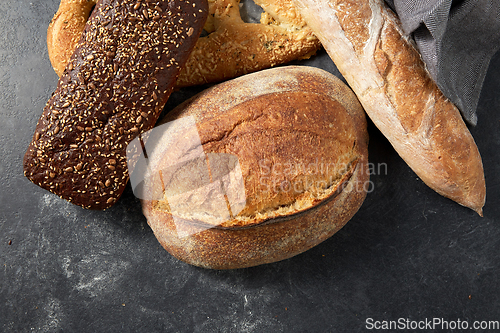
24, 0, 206, 210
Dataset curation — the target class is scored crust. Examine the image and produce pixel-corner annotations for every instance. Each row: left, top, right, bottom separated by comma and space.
140, 66, 369, 269
293, 0, 486, 214
47, 0, 321, 87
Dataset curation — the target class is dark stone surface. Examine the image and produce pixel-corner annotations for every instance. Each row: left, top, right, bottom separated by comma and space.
1, 1, 499, 332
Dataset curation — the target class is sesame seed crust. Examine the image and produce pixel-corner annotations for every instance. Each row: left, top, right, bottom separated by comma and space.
23, 0, 208, 210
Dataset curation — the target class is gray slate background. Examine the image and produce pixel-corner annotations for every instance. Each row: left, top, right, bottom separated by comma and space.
1, 1, 499, 332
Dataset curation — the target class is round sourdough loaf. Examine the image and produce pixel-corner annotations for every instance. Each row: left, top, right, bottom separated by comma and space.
140, 66, 369, 269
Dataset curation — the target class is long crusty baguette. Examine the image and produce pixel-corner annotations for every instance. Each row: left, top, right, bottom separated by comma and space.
292, 0, 486, 215
141, 66, 369, 269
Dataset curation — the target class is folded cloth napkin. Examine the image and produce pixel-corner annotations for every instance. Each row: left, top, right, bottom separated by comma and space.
385, 0, 500, 125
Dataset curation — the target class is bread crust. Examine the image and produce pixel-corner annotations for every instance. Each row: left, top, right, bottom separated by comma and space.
175, 0, 321, 87
293, 0, 486, 214
47, 0, 96, 77
141, 66, 369, 269
24, 0, 208, 209
47, 0, 321, 87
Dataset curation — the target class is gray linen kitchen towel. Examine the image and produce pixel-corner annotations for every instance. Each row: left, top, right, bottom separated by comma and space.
385, 0, 500, 125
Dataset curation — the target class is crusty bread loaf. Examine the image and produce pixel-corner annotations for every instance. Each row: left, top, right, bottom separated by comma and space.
24, 0, 208, 209
293, 0, 486, 214
140, 66, 369, 269
47, 0, 321, 87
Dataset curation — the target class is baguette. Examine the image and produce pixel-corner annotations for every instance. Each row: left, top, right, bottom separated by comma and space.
292, 0, 486, 214
23, 0, 208, 209
140, 66, 369, 269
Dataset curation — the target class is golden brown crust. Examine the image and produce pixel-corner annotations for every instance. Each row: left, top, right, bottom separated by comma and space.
293, 0, 486, 214
47, 0, 321, 87
143, 166, 367, 269
25, 0, 208, 209
141, 66, 369, 268
47, 0, 97, 77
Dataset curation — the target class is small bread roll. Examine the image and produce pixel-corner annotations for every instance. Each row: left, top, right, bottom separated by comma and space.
139, 66, 369, 269
24, 0, 208, 209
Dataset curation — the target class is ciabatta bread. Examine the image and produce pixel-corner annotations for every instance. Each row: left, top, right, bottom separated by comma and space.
293, 0, 486, 214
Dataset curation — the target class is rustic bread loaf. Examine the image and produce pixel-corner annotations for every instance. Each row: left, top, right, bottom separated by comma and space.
174, 0, 321, 87
24, 0, 208, 209
47, 0, 321, 87
292, 0, 486, 215
47, 0, 97, 77
140, 66, 369, 269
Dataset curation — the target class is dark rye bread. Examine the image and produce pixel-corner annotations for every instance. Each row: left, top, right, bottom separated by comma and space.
293, 0, 486, 214
24, 0, 208, 209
